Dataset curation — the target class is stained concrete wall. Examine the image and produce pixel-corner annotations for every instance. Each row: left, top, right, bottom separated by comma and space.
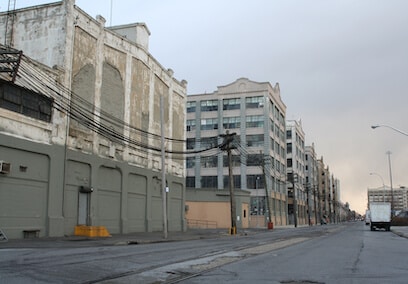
0, 0, 187, 238
0, 132, 185, 239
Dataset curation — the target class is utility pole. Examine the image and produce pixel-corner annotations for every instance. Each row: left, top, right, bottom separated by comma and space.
313, 185, 318, 225
293, 174, 298, 228
160, 96, 167, 239
305, 183, 311, 226
261, 152, 273, 229
220, 131, 237, 234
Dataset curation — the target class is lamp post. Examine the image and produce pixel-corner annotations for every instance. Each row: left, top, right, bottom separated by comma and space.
386, 151, 394, 216
369, 172, 386, 202
371, 124, 408, 137
371, 124, 406, 215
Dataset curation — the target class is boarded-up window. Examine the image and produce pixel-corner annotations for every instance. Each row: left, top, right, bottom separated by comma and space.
0, 79, 53, 122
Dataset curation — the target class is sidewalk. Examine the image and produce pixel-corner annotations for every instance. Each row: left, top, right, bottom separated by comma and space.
1, 225, 407, 249
0, 227, 267, 249
391, 226, 408, 239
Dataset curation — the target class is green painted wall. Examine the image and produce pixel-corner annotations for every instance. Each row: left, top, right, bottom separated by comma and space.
0, 133, 186, 239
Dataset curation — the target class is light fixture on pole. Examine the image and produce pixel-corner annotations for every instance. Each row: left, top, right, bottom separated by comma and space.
369, 172, 386, 202
386, 151, 394, 216
371, 124, 408, 137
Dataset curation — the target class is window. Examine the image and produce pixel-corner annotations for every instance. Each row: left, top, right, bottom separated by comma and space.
245, 96, 264, 109
247, 175, 264, 189
187, 138, 196, 149
287, 143, 292, 154
200, 156, 218, 168
287, 158, 293, 167
0, 80, 53, 122
280, 113, 285, 124
186, 157, 195, 168
201, 118, 218, 130
274, 106, 280, 120
275, 127, 280, 138
246, 134, 264, 147
223, 175, 241, 189
246, 115, 264, 128
269, 100, 274, 113
247, 154, 263, 166
223, 155, 241, 167
200, 136, 218, 149
201, 176, 218, 188
286, 130, 292, 139
223, 116, 240, 129
200, 100, 218, 112
223, 98, 241, 110
187, 101, 196, 113
186, 177, 195, 188
270, 118, 274, 133
275, 141, 280, 154
186, 119, 196, 131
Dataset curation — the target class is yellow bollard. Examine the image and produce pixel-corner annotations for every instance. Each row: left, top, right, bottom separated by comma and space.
229, 227, 237, 235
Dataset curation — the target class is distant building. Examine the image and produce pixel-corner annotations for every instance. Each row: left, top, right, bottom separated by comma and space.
368, 186, 408, 213
286, 120, 306, 226
305, 143, 318, 225
186, 78, 288, 226
0, 0, 187, 239
317, 157, 331, 223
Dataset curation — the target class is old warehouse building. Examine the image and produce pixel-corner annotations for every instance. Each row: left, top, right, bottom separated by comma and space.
0, 0, 187, 239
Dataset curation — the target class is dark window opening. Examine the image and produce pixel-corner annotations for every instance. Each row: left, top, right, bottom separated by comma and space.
0, 80, 53, 122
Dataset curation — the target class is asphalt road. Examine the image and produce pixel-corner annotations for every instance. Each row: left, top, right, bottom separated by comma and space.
0, 223, 407, 283
176, 222, 408, 284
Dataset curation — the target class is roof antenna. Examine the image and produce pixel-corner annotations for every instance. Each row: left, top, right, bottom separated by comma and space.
110, 0, 113, 26
5, 0, 17, 47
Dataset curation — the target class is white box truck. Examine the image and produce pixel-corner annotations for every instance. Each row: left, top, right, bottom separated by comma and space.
369, 202, 391, 231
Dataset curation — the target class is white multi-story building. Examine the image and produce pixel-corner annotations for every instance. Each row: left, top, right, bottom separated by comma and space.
368, 186, 408, 213
186, 78, 288, 226
286, 120, 306, 225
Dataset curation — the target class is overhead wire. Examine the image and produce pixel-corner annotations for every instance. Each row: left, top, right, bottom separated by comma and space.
14, 54, 222, 159
12, 52, 291, 187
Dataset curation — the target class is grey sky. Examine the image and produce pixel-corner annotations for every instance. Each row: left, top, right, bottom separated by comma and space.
10, 0, 408, 214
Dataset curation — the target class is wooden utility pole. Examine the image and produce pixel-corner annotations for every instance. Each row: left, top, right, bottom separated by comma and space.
261, 153, 273, 229
220, 131, 237, 234
160, 96, 167, 239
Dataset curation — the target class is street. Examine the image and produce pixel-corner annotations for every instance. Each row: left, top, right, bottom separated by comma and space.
0, 223, 407, 283
177, 222, 408, 284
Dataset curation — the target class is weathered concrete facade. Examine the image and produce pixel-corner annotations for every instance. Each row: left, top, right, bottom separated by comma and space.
0, 0, 187, 239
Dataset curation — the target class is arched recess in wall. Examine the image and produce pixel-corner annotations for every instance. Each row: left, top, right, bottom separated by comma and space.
130, 59, 150, 147
101, 62, 125, 137
71, 63, 96, 138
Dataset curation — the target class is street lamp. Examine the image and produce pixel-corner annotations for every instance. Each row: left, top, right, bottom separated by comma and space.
386, 151, 394, 216
369, 172, 386, 202
371, 124, 408, 137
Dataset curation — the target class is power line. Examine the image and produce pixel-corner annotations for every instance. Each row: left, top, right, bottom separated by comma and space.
12, 52, 220, 160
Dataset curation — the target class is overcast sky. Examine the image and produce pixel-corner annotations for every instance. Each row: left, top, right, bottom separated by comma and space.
9, 0, 408, 214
